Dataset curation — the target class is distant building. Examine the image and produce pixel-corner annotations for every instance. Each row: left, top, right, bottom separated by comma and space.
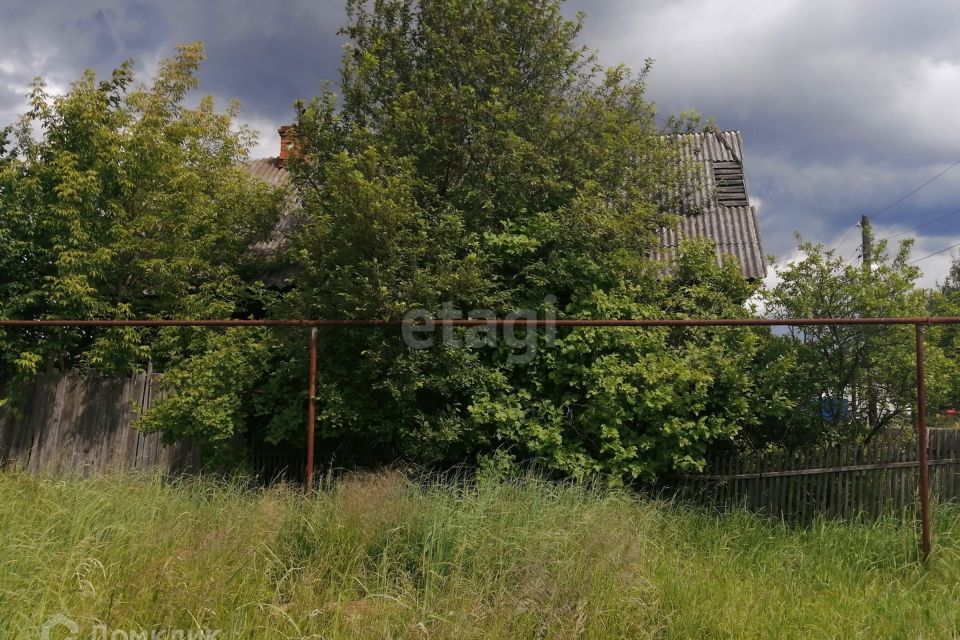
246, 127, 766, 279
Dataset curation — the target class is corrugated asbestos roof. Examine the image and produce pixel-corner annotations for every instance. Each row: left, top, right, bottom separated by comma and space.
244, 158, 297, 256
244, 157, 290, 187
659, 130, 766, 280
242, 130, 766, 279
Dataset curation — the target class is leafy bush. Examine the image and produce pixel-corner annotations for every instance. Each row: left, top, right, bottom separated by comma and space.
0, 3, 793, 479
252, 0, 787, 478
0, 44, 285, 388
758, 235, 955, 448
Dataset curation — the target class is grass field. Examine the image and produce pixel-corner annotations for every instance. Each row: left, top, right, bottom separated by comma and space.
1, 470, 959, 639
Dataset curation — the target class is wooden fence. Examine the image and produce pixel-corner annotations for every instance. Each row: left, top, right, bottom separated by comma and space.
0, 371, 199, 474
668, 429, 960, 521
4, 369, 960, 516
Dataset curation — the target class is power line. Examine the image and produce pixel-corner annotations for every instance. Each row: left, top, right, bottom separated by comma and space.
840, 218, 868, 267
908, 240, 960, 265
829, 223, 861, 254
872, 159, 960, 218
831, 159, 960, 258
879, 205, 960, 242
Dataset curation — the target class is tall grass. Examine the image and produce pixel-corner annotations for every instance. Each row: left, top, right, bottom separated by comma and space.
1, 470, 959, 639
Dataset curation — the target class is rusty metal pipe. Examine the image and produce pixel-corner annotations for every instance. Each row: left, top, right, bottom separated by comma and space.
916, 324, 932, 561
3, 316, 960, 328
306, 327, 318, 493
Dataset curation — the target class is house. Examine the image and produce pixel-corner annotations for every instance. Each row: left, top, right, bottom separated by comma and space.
246, 127, 766, 280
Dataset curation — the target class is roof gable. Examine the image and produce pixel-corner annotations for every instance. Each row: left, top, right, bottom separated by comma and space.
243, 129, 766, 279
657, 130, 766, 280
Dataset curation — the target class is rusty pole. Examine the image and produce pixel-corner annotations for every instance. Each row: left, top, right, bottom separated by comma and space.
4, 316, 960, 328
915, 324, 932, 562
306, 327, 318, 493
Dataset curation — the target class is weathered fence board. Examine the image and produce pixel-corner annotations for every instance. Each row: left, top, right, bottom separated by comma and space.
4, 370, 959, 514
0, 371, 199, 474
669, 429, 960, 521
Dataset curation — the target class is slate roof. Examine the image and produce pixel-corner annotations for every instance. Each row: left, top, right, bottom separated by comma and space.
245, 157, 290, 188
244, 158, 298, 256
243, 130, 766, 279
653, 131, 766, 279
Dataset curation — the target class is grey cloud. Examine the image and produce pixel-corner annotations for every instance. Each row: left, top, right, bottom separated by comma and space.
2, 0, 959, 279
570, 0, 960, 272
0, 0, 344, 125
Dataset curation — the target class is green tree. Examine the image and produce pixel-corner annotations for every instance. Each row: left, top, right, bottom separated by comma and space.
0, 45, 285, 424
2, 5, 790, 478
249, 0, 788, 479
466, 243, 793, 478
760, 235, 952, 447
928, 254, 960, 415
941, 257, 960, 295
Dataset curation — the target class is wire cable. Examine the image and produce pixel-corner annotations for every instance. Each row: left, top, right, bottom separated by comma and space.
832, 159, 960, 259
879, 205, 960, 242
908, 240, 960, 265
872, 159, 960, 218
829, 223, 861, 254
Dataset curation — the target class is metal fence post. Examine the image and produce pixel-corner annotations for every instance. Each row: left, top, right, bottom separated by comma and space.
306, 327, 318, 493
915, 324, 932, 561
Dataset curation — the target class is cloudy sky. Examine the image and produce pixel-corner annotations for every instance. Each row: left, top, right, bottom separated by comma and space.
2, 0, 959, 287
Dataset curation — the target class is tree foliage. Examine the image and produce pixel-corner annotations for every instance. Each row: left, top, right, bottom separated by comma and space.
0, 44, 285, 419
929, 254, 960, 414
758, 235, 954, 448
12, 2, 938, 478
244, 0, 788, 479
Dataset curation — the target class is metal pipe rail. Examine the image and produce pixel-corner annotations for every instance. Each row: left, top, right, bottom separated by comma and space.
2, 316, 960, 327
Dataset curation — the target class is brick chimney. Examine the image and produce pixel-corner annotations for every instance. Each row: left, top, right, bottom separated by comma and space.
277, 125, 296, 168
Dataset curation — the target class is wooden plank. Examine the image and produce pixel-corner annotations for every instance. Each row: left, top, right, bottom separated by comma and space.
748, 452, 760, 510
787, 449, 798, 521
761, 450, 772, 516
872, 443, 884, 518
840, 446, 850, 520
820, 448, 829, 518
775, 450, 786, 519
901, 442, 911, 518
0, 370, 200, 476
827, 447, 838, 518
92, 376, 118, 473
37, 373, 69, 472
882, 441, 893, 514
855, 445, 866, 520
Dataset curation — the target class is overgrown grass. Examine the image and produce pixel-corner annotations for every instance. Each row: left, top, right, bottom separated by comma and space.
2, 470, 959, 639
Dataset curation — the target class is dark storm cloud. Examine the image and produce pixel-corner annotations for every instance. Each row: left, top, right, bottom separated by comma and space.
574, 0, 960, 280
0, 0, 345, 146
2, 0, 959, 283
150, 1, 345, 118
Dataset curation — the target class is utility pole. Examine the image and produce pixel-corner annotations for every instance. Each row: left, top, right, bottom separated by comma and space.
860, 214, 872, 269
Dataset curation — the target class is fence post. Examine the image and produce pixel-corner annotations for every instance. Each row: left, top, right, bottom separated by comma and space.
916, 324, 932, 561
306, 327, 318, 493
